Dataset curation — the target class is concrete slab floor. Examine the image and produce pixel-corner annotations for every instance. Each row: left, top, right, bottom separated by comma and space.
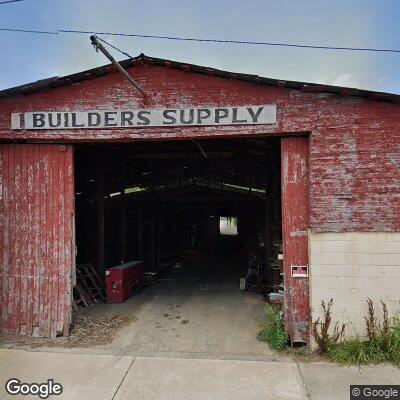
0, 349, 133, 400
1, 350, 399, 399
102, 277, 279, 359
114, 357, 308, 400
299, 362, 400, 400
99, 253, 283, 359
31, 253, 283, 361
0, 350, 307, 400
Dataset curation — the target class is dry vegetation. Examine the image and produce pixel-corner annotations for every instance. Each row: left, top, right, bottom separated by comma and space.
312, 298, 346, 353
0, 311, 134, 349
312, 298, 400, 366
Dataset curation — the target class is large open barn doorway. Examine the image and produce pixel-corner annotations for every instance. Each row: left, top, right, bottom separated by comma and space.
73, 137, 291, 354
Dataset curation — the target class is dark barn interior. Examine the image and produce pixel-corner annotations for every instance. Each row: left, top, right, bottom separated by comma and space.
74, 137, 283, 296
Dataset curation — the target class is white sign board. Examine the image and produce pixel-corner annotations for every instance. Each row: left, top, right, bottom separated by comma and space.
11, 105, 276, 130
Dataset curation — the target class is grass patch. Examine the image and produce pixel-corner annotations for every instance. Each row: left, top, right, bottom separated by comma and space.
285, 346, 314, 361
257, 304, 289, 350
313, 299, 400, 366
328, 337, 387, 365
328, 318, 400, 366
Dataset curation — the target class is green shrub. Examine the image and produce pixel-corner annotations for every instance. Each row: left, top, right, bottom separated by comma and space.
257, 304, 289, 350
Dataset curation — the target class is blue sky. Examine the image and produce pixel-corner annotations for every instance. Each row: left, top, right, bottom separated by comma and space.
1, 0, 399, 93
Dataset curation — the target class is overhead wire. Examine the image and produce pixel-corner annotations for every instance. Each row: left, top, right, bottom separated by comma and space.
0, 0, 26, 4
96, 36, 134, 59
58, 29, 400, 54
0, 27, 399, 54
0, 27, 58, 34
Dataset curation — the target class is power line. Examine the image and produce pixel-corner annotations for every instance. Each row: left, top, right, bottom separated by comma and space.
0, 0, 26, 4
0, 28, 58, 34
59, 29, 400, 54
96, 36, 134, 59
1, 26, 400, 54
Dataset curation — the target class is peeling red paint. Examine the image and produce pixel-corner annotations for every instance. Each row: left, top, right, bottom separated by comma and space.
0, 144, 74, 338
281, 137, 310, 343
0, 63, 399, 338
0, 65, 398, 233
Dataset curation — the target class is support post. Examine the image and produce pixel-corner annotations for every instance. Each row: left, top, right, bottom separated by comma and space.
265, 195, 272, 284
90, 36, 146, 97
138, 204, 143, 261
150, 207, 156, 268
281, 137, 310, 344
265, 157, 274, 284
120, 163, 126, 263
96, 152, 105, 280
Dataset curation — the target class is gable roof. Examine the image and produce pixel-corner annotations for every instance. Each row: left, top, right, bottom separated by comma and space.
1, 53, 399, 103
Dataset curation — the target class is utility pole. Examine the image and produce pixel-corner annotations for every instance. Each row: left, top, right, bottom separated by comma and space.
90, 35, 146, 97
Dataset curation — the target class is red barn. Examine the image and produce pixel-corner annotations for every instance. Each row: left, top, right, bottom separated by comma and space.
0, 54, 399, 344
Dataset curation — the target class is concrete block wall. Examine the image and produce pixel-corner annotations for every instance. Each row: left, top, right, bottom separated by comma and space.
309, 232, 400, 338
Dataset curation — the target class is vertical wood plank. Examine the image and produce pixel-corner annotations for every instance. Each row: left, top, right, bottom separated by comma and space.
38, 145, 49, 336
0, 144, 74, 337
138, 204, 143, 260
64, 146, 74, 334
281, 137, 310, 344
97, 151, 105, 279
32, 144, 41, 334
10, 145, 18, 333
120, 162, 126, 263
57, 146, 66, 334
0, 145, 5, 332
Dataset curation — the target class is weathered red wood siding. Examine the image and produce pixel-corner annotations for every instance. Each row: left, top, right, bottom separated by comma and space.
281, 137, 310, 343
0, 144, 74, 337
1, 63, 398, 232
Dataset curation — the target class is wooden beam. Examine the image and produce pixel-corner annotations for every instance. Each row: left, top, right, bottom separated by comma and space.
125, 152, 234, 159
96, 152, 105, 280
138, 204, 143, 261
120, 161, 126, 263
157, 218, 162, 268
265, 156, 274, 284
90, 36, 146, 97
150, 207, 156, 268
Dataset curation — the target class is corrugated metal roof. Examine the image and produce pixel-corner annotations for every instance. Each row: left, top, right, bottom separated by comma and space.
1, 53, 399, 103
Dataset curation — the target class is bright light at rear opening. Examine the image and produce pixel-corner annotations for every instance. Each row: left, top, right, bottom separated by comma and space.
219, 217, 238, 236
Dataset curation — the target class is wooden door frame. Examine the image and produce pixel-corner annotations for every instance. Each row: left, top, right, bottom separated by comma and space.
281, 136, 310, 344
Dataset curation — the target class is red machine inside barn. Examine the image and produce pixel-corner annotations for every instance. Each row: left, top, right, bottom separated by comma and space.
105, 261, 144, 303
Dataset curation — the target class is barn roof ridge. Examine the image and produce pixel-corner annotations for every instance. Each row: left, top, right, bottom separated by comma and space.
1, 52, 399, 103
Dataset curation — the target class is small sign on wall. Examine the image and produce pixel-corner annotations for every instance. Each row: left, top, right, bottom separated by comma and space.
291, 265, 309, 278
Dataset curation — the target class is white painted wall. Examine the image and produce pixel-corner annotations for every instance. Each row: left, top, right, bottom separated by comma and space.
309, 232, 400, 339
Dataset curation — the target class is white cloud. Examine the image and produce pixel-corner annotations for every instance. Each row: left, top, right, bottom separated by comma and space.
331, 73, 361, 88
329, 73, 392, 92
